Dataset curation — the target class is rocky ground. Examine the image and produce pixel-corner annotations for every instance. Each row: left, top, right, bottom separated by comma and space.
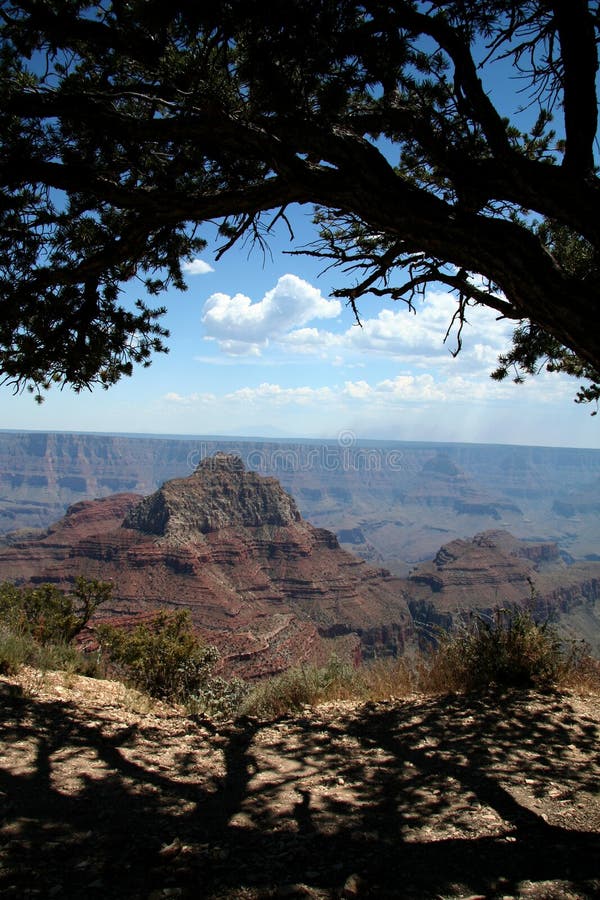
1, 669, 600, 899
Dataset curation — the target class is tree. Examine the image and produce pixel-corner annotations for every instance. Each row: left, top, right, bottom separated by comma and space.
0, 576, 112, 643
1, 0, 599, 407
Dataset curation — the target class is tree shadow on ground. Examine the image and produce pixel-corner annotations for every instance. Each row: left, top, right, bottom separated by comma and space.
1, 681, 599, 898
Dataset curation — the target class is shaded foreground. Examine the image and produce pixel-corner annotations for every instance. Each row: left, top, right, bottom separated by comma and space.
1, 671, 600, 899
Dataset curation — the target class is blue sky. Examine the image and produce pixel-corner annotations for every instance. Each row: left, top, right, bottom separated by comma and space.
1, 205, 598, 449
2, 35, 599, 450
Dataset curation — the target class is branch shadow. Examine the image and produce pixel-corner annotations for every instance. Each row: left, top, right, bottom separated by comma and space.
1, 682, 599, 898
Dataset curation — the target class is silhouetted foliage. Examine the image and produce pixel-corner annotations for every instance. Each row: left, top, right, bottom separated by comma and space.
1, 1, 600, 405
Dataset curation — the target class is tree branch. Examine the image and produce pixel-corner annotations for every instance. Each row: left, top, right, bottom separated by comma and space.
386, 2, 511, 157
552, 0, 598, 173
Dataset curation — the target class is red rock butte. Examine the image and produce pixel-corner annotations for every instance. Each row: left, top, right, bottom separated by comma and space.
0, 454, 415, 677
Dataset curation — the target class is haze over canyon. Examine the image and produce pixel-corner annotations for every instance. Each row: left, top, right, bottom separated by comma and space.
0, 432, 599, 674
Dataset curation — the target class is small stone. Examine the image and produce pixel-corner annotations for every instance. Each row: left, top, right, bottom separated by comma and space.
342, 873, 363, 897
158, 837, 182, 860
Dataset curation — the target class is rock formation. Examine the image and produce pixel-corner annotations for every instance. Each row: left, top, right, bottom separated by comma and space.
406, 530, 600, 652
2, 431, 600, 566
2, 452, 600, 670
0, 454, 414, 676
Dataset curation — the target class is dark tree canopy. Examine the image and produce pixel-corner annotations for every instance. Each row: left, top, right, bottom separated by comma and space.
1, 0, 600, 406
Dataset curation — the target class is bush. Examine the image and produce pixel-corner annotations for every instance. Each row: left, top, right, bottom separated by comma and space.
425, 608, 569, 692
98, 609, 216, 699
0, 627, 35, 675
0, 578, 109, 676
557, 641, 600, 694
0, 577, 111, 645
97, 609, 249, 717
0, 625, 100, 677
187, 674, 250, 720
242, 655, 358, 718
361, 655, 416, 700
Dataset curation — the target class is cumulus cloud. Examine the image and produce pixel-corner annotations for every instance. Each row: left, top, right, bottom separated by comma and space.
346, 292, 512, 359
199, 278, 514, 372
342, 374, 446, 403
182, 258, 215, 275
276, 290, 515, 375
162, 363, 577, 437
163, 391, 216, 405
201, 274, 341, 355
280, 327, 345, 355
225, 382, 335, 406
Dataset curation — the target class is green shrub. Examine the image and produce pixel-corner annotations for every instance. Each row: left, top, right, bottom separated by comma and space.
97, 609, 248, 716
0, 577, 111, 645
0, 627, 36, 674
0, 578, 109, 676
0, 625, 101, 677
187, 674, 250, 720
425, 608, 569, 692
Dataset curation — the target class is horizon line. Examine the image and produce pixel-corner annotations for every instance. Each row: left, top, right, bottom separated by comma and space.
0, 426, 598, 454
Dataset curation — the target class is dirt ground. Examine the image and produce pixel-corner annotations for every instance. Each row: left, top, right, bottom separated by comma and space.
1, 668, 600, 899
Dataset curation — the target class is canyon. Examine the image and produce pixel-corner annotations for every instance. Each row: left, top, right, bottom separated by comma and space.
1, 430, 600, 572
0, 454, 415, 676
1, 445, 599, 673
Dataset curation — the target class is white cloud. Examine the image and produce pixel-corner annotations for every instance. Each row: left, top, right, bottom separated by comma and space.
345, 292, 514, 361
163, 391, 216, 405
160, 366, 585, 447
280, 327, 345, 355
182, 258, 215, 275
341, 374, 446, 404
243, 290, 515, 373
343, 379, 373, 400
201, 274, 341, 355
197, 276, 517, 375
217, 340, 262, 357
225, 382, 335, 406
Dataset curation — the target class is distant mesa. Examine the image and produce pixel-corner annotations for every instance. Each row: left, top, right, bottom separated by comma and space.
1, 430, 600, 566
406, 529, 600, 655
1, 441, 600, 667
422, 454, 463, 477
0, 454, 414, 677
123, 453, 302, 538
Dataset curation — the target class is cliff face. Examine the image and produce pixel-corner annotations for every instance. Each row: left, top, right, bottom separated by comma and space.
405, 529, 600, 652
123, 453, 302, 537
2, 431, 600, 567
2, 460, 599, 668
0, 455, 414, 676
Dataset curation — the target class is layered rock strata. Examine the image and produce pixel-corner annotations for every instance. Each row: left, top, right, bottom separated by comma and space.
0, 454, 414, 676
406, 530, 600, 652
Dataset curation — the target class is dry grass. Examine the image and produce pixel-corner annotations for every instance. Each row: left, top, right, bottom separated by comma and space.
3, 603, 600, 722
242, 612, 600, 720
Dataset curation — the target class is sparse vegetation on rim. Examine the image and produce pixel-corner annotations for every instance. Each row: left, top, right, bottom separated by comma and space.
97, 609, 250, 719
1, 579, 599, 720
0, 577, 110, 677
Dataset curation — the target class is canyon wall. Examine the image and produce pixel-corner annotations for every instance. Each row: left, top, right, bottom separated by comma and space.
1, 431, 599, 570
